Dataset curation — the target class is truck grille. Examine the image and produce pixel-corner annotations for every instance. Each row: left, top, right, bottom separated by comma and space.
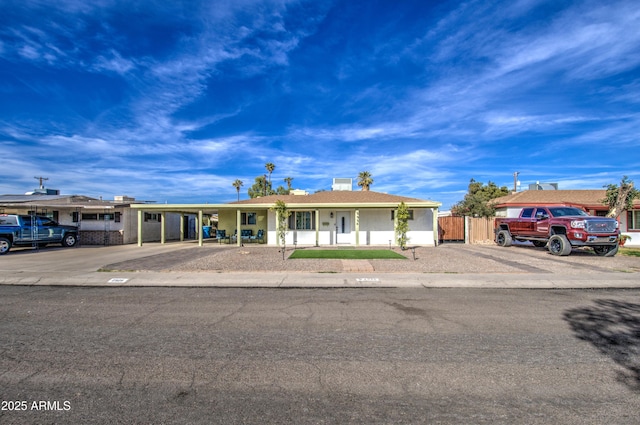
585, 219, 617, 233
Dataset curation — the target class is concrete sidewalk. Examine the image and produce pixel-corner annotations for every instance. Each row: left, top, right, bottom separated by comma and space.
1, 242, 639, 289
2, 269, 640, 289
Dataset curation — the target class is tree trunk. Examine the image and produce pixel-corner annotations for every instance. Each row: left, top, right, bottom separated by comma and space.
606, 184, 633, 218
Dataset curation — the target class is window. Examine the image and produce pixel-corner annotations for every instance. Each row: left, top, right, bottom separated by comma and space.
0, 216, 18, 225
82, 213, 98, 220
534, 209, 548, 220
241, 212, 257, 225
521, 208, 534, 218
38, 217, 57, 227
628, 211, 640, 230
548, 207, 588, 217
144, 213, 161, 222
289, 211, 315, 230
99, 214, 114, 221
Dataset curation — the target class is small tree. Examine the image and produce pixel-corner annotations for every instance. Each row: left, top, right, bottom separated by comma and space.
395, 202, 410, 250
271, 200, 291, 259
602, 176, 639, 218
452, 179, 510, 218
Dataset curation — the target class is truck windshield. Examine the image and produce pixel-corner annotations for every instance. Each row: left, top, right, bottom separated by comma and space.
548, 207, 589, 217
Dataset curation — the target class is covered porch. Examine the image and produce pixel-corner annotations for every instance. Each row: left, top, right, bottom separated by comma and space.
131, 199, 441, 248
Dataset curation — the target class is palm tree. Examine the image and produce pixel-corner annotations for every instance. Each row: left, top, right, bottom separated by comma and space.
284, 177, 293, 190
265, 163, 276, 185
357, 171, 373, 191
232, 179, 243, 201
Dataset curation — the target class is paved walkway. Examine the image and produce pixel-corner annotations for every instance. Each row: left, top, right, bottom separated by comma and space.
341, 259, 375, 272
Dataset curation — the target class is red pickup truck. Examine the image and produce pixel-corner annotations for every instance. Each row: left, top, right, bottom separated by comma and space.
494, 206, 620, 256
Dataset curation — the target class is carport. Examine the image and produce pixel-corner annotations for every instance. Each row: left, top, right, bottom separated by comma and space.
130, 203, 249, 247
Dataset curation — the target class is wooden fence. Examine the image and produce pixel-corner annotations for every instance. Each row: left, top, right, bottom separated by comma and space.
438, 216, 465, 242
438, 216, 495, 244
467, 217, 495, 244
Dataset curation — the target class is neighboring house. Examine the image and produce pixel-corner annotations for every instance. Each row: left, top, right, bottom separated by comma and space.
492, 190, 640, 247
132, 187, 442, 247
0, 193, 193, 245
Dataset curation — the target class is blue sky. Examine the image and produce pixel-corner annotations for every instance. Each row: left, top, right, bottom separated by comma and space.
1, 0, 639, 209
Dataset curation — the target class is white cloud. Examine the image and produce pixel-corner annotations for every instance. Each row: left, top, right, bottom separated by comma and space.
92, 50, 135, 74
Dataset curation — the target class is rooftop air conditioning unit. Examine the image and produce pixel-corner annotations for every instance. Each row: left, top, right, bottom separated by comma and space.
332, 178, 353, 191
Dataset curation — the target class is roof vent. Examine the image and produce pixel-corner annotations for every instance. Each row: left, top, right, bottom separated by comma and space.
332, 178, 353, 191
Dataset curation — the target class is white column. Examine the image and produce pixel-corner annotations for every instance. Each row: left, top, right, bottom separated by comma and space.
434, 208, 439, 246
315, 210, 320, 246
355, 209, 360, 246
137, 210, 143, 246
236, 209, 242, 246
198, 210, 203, 246
160, 212, 166, 244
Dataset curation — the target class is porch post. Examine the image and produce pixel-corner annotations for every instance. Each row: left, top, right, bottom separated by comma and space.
137, 210, 143, 246
198, 210, 203, 246
433, 207, 439, 246
236, 209, 242, 246
315, 209, 320, 246
355, 209, 360, 246
179, 214, 184, 241
275, 210, 280, 247
160, 212, 166, 244
393, 209, 398, 247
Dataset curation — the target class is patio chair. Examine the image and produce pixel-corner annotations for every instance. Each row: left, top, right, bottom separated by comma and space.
241, 229, 252, 242
250, 229, 264, 243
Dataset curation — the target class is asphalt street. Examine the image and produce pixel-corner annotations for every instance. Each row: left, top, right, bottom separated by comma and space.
1, 286, 639, 424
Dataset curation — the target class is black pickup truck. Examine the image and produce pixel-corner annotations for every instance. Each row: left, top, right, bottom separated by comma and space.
0, 214, 79, 254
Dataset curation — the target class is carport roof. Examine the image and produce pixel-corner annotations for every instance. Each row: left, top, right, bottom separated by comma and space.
0, 194, 133, 208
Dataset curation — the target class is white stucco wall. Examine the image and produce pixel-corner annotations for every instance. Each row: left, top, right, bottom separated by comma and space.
266, 208, 436, 247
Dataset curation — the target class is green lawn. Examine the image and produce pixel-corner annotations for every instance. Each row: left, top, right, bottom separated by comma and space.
289, 249, 407, 260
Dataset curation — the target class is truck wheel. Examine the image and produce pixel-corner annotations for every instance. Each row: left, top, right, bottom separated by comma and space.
548, 234, 572, 256
0, 237, 11, 255
496, 230, 512, 247
62, 233, 78, 247
593, 245, 618, 257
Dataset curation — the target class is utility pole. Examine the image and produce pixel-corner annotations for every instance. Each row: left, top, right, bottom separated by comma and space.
513, 172, 519, 193
34, 176, 49, 189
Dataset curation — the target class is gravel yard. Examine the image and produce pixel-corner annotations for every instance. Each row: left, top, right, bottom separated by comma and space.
104, 242, 640, 275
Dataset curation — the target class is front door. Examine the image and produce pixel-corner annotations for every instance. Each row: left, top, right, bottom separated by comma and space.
336, 211, 351, 244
